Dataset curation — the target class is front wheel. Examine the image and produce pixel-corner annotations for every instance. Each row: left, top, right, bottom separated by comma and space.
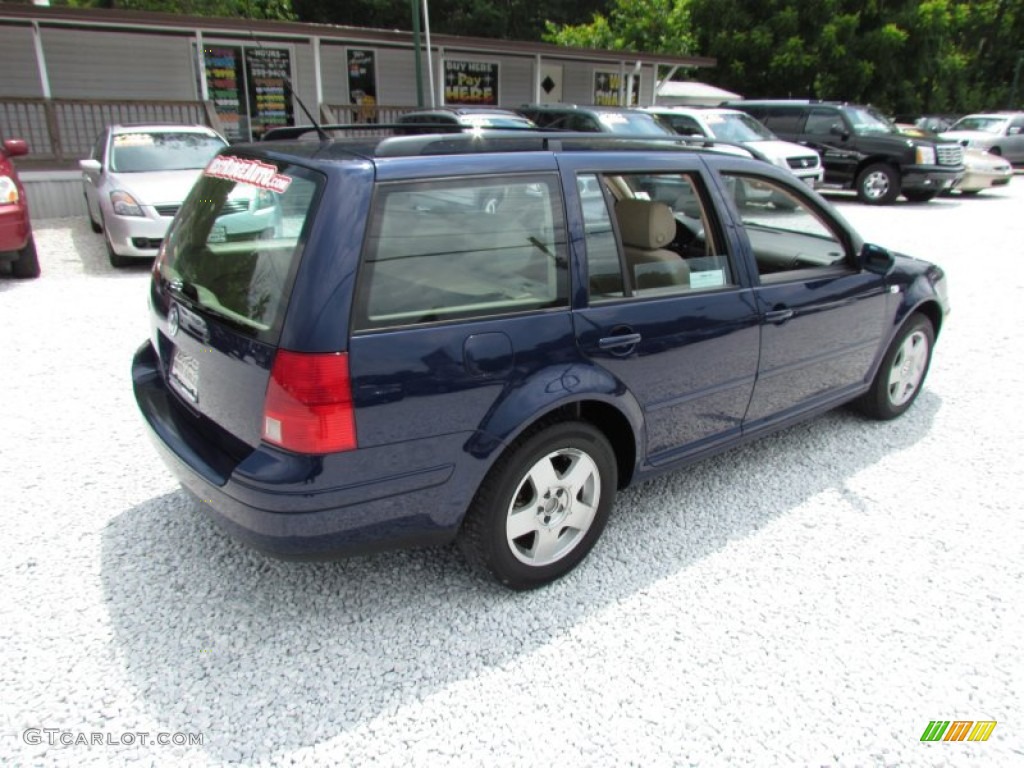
11, 236, 41, 279
856, 313, 934, 420
457, 421, 617, 590
856, 163, 900, 205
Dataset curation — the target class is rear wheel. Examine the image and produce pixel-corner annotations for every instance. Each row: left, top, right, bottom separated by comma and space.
903, 190, 937, 203
11, 236, 41, 279
856, 163, 900, 205
958, 189, 981, 196
457, 421, 617, 590
856, 313, 934, 420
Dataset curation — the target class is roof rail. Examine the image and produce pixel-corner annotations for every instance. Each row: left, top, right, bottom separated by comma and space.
260, 124, 770, 162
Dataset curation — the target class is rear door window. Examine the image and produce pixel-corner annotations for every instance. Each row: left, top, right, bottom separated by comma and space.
157, 156, 323, 344
354, 174, 568, 330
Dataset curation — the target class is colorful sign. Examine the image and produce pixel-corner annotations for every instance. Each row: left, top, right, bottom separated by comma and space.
347, 48, 378, 122
444, 60, 499, 106
204, 46, 244, 141
920, 720, 997, 742
245, 48, 293, 141
594, 70, 641, 107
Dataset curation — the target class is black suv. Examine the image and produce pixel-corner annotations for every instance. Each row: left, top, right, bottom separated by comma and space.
727, 100, 965, 204
517, 104, 676, 137
133, 130, 949, 589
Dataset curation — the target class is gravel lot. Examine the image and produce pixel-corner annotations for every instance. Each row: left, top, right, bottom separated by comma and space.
2, 181, 1022, 767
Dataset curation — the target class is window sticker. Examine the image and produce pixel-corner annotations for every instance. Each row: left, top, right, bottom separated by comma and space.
204, 156, 292, 193
114, 134, 156, 147
598, 113, 629, 126
690, 270, 726, 289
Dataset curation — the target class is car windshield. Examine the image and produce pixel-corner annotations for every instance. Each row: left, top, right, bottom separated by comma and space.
950, 116, 1008, 134
596, 112, 676, 136
704, 112, 775, 142
844, 107, 900, 135
110, 132, 227, 173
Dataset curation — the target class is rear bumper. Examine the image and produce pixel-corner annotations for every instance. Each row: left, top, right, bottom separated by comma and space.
132, 341, 467, 558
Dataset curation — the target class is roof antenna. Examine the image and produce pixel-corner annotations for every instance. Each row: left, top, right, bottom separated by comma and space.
246, 1, 329, 142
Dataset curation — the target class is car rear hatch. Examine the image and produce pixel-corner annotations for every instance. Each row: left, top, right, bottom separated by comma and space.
137, 150, 357, 480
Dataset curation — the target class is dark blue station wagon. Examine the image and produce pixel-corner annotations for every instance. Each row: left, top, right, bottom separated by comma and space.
132, 133, 949, 589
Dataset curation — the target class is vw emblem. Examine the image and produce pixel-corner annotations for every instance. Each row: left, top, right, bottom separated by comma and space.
168, 304, 180, 337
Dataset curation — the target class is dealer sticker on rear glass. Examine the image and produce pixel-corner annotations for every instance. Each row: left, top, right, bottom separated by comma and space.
204, 156, 293, 194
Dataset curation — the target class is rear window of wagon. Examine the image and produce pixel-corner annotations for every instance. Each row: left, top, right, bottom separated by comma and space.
157, 157, 324, 344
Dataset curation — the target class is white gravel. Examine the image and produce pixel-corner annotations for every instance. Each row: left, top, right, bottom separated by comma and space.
2, 181, 1022, 767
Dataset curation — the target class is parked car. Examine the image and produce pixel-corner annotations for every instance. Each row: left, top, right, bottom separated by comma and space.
895, 124, 1013, 196
0, 132, 40, 278
726, 100, 965, 204
941, 112, 1024, 164
133, 131, 949, 590
642, 106, 824, 188
396, 107, 536, 133
893, 114, 960, 134
81, 124, 235, 267
517, 104, 677, 137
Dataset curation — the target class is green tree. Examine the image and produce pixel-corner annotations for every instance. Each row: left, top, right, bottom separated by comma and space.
543, 0, 694, 56
59, 0, 296, 21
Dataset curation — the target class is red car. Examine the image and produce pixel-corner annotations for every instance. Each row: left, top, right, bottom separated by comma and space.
0, 134, 39, 278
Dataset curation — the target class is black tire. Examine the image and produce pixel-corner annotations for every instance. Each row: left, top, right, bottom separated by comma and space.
856, 313, 934, 420
11, 236, 41, 279
457, 421, 617, 590
989, 146, 1002, 156
903, 190, 937, 203
958, 189, 981, 196
856, 163, 900, 205
85, 196, 102, 233
104, 226, 132, 268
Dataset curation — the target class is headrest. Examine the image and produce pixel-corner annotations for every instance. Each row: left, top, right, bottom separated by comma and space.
615, 199, 676, 250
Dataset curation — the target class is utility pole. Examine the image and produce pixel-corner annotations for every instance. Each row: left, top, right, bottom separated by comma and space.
411, 0, 424, 108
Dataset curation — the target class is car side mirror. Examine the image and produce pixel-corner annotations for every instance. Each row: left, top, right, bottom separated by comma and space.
861, 243, 894, 275
2, 138, 29, 157
829, 124, 850, 140
79, 158, 102, 173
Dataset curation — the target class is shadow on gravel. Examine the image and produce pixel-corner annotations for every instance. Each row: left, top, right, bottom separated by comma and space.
66, 217, 154, 278
100, 392, 939, 760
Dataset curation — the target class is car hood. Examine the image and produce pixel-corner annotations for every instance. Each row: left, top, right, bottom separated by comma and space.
749, 139, 818, 161
940, 130, 995, 144
106, 168, 205, 206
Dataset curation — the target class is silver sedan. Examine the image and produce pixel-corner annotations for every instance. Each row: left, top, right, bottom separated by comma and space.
81, 124, 229, 267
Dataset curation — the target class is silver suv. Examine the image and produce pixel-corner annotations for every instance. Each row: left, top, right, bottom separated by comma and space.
644, 106, 823, 187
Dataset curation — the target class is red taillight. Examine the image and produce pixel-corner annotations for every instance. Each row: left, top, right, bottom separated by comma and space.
262, 350, 357, 454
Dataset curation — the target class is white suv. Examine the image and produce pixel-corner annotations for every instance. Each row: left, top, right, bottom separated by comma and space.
644, 106, 824, 187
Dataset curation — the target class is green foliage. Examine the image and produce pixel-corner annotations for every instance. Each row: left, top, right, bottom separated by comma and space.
687, 0, 1024, 113
544, 0, 694, 56
60, 0, 296, 21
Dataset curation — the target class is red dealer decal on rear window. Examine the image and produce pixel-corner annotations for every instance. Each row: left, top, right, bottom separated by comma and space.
204, 156, 292, 193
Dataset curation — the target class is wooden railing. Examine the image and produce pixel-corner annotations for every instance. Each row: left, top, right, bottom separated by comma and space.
323, 103, 418, 125
0, 97, 222, 165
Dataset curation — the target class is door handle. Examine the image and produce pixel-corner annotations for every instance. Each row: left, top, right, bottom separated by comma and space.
598, 333, 642, 351
764, 308, 794, 324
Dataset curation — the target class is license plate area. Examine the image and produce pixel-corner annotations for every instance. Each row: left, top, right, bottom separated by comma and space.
169, 348, 200, 404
